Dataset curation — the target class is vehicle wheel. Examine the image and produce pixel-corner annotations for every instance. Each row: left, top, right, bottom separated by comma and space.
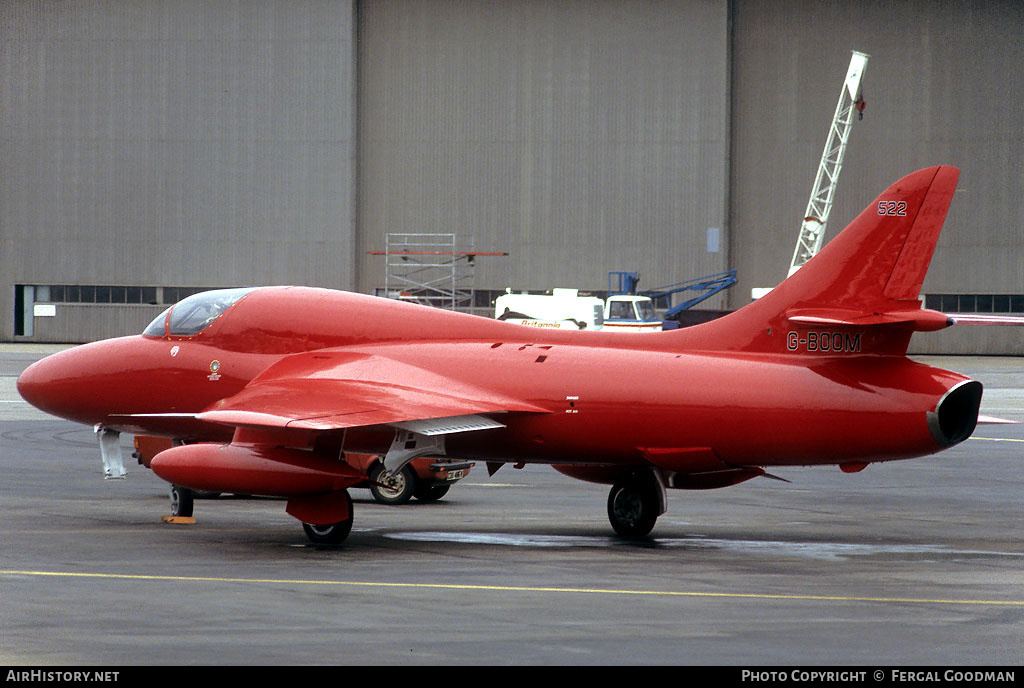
368, 463, 417, 505
302, 492, 354, 545
414, 483, 450, 503
169, 485, 194, 517
607, 478, 658, 537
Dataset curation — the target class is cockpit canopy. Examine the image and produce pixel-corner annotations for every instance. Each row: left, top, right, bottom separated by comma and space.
143, 288, 256, 337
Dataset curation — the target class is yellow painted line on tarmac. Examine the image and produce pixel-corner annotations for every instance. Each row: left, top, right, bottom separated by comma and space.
2, 569, 1021, 608
971, 436, 1024, 443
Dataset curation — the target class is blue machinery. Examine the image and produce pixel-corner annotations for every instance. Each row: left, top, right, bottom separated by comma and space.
608, 270, 738, 322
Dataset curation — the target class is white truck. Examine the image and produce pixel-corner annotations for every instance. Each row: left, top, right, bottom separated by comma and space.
494, 289, 662, 332
602, 294, 662, 331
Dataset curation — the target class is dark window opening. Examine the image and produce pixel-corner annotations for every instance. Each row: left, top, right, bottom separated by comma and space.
927, 293, 1024, 314
14, 286, 25, 336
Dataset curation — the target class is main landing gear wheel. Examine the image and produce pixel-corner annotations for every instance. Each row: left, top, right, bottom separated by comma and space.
169, 485, 194, 518
368, 463, 417, 505
302, 492, 354, 545
413, 482, 450, 503
607, 476, 660, 538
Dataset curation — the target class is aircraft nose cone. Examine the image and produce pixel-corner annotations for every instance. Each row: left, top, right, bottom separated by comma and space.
17, 354, 69, 419
16, 340, 137, 425
16, 336, 171, 426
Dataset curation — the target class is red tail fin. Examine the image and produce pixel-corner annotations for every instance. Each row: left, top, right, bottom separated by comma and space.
683, 166, 960, 355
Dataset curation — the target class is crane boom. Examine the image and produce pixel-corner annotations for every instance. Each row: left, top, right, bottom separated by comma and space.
788, 51, 869, 277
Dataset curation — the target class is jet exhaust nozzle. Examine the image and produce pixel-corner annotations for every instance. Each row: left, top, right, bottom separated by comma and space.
927, 380, 982, 447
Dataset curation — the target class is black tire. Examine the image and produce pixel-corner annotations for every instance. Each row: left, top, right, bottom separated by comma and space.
302, 492, 354, 545
368, 463, 417, 505
302, 518, 353, 545
413, 482, 450, 503
607, 478, 658, 537
169, 485, 194, 518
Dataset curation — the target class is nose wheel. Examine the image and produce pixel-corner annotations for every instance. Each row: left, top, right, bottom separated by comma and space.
302, 519, 353, 545
169, 485, 195, 518
301, 490, 354, 545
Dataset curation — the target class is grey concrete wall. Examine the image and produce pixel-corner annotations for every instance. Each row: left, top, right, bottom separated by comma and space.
28, 304, 165, 344
0, 0, 357, 340
730, 0, 1024, 333
910, 326, 1024, 356
356, 0, 732, 301
3, 1, 1021, 352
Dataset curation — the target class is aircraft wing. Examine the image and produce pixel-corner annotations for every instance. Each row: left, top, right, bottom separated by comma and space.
196, 349, 548, 432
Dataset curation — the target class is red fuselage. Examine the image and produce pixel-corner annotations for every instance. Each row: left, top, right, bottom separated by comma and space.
18, 287, 974, 474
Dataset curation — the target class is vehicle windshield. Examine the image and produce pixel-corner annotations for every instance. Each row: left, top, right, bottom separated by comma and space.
608, 300, 633, 320
636, 300, 657, 322
142, 288, 256, 337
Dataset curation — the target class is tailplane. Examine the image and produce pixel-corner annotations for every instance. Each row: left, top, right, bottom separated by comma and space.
682, 166, 960, 355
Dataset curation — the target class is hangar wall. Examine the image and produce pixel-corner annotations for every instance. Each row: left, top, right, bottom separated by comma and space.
357, 0, 731, 299
730, 0, 1024, 354
0, 0, 357, 341
2, 1, 1022, 353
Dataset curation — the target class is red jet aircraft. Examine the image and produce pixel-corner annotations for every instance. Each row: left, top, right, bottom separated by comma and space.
18, 166, 984, 544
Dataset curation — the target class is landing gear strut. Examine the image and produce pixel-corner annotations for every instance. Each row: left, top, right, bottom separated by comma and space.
607, 471, 665, 537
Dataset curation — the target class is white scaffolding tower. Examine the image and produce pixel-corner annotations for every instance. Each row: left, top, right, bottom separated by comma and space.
380, 233, 478, 311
